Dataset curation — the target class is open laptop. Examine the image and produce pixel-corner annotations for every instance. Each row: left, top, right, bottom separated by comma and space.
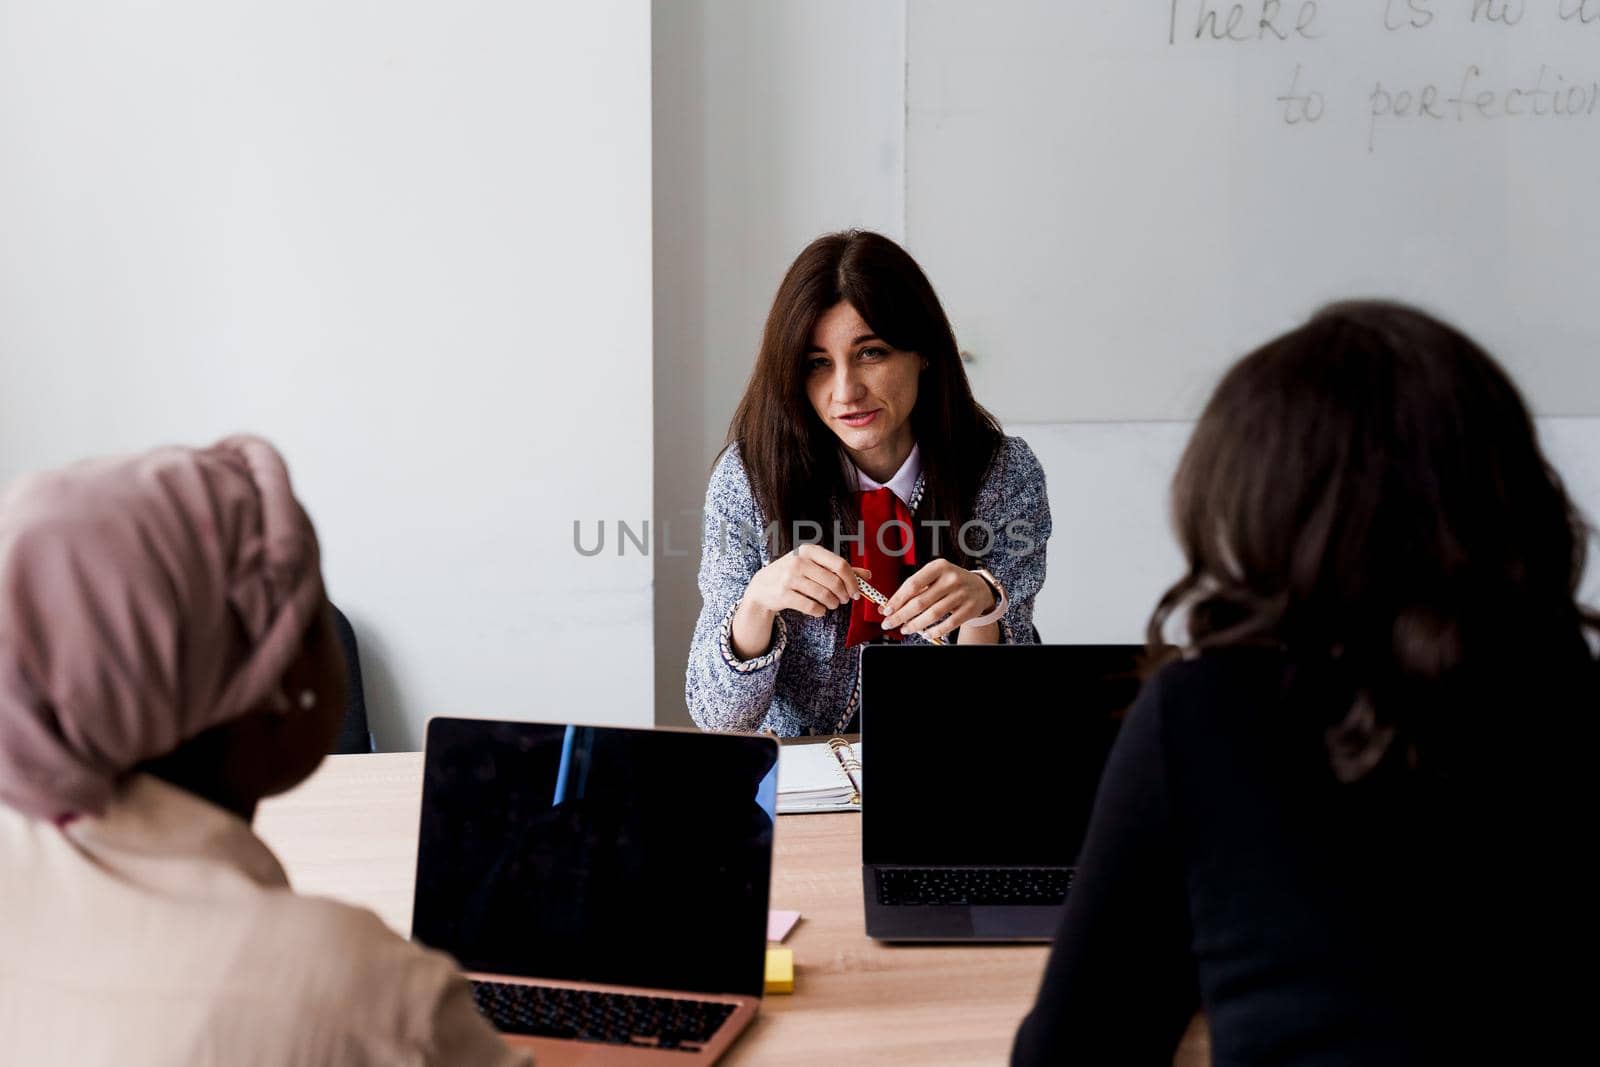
861, 644, 1147, 942
412, 718, 778, 1063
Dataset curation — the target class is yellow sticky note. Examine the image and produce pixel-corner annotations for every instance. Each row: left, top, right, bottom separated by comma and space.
764, 946, 794, 995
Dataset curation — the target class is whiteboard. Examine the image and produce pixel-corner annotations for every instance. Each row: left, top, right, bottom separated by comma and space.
907, 0, 1600, 421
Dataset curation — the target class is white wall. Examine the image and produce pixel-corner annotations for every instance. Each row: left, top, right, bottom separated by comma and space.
652, 0, 906, 727
0, 2, 655, 750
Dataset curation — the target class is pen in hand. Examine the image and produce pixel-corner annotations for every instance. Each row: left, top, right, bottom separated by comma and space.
856, 575, 944, 646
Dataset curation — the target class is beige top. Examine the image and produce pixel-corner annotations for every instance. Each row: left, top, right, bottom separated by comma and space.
0, 774, 529, 1067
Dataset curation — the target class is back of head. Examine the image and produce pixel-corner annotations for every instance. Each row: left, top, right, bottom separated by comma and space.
1153, 300, 1596, 780
0, 436, 327, 822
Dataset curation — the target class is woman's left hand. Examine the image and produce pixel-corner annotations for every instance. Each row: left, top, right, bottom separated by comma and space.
880, 560, 999, 644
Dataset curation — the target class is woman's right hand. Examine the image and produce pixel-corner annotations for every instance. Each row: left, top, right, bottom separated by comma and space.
730, 545, 869, 659
747, 544, 869, 618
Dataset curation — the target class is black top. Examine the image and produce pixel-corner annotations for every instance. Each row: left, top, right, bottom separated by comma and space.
1013, 647, 1595, 1066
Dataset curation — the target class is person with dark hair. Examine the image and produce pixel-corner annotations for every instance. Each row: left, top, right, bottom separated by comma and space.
1013, 301, 1597, 1064
0, 438, 525, 1066
687, 230, 1052, 735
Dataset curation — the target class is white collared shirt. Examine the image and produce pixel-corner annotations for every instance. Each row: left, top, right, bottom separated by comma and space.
854, 443, 923, 509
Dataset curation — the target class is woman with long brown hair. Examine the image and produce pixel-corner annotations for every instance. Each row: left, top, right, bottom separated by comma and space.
686, 230, 1052, 735
1013, 301, 1597, 1064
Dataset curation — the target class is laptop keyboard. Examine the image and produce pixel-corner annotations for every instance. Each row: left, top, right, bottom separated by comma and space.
470, 980, 736, 1050
877, 866, 1074, 906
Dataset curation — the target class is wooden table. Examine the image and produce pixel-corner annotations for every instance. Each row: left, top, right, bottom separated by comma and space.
256, 752, 1208, 1066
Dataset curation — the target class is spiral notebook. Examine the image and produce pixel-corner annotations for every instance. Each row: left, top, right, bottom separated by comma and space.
776, 738, 862, 814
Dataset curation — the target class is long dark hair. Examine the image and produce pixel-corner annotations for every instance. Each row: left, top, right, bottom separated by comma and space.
727, 230, 1003, 560
1149, 300, 1597, 780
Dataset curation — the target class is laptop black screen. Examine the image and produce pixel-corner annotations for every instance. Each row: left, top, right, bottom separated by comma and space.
413, 719, 777, 999
861, 645, 1144, 867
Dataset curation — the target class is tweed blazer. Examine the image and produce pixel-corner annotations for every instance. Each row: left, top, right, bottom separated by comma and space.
686, 436, 1052, 735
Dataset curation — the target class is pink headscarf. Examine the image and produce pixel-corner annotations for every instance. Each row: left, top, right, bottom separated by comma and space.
0, 436, 324, 822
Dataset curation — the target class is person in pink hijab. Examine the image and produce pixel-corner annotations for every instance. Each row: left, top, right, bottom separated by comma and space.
0, 436, 527, 1067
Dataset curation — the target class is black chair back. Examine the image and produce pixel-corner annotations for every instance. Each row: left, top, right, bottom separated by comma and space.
329, 604, 374, 754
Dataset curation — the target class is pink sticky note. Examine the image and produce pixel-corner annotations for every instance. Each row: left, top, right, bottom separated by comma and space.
767, 910, 801, 942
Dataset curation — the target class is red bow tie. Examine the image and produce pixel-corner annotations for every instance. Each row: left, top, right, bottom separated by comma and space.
845, 487, 918, 649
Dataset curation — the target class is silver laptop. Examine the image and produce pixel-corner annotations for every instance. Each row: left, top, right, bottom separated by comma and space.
412, 718, 778, 1063
860, 644, 1145, 941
